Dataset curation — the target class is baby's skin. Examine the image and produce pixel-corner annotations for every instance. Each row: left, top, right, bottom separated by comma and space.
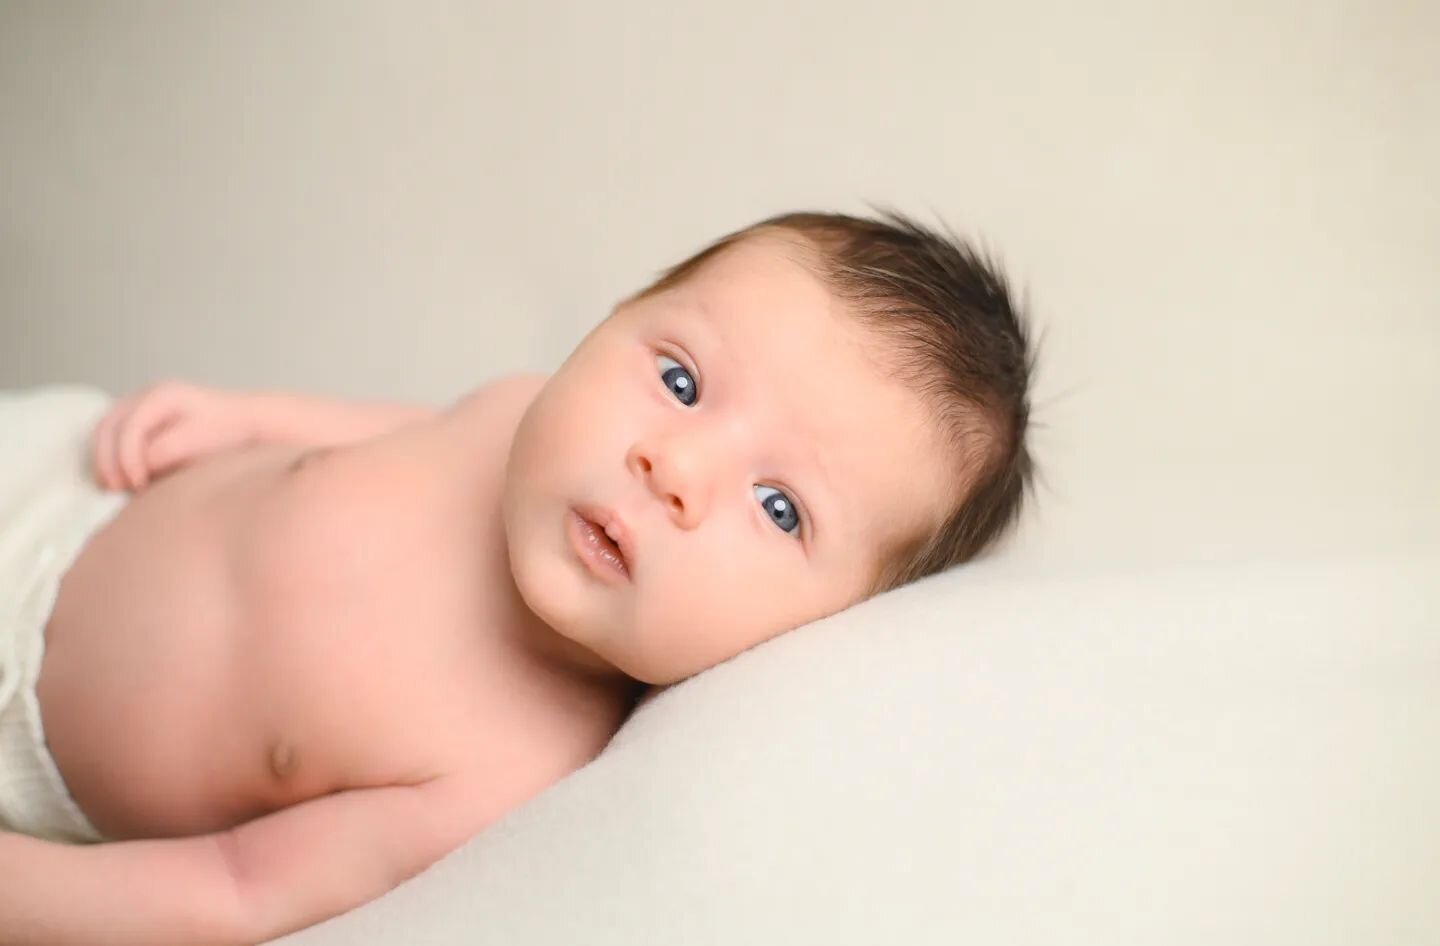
24, 376, 617, 945
5, 234, 956, 944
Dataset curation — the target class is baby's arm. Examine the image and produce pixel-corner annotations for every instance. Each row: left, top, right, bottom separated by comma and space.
0, 775, 488, 945
0, 827, 236, 945
92, 380, 442, 492
246, 389, 439, 448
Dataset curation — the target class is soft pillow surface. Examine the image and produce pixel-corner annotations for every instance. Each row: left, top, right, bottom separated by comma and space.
276, 551, 1439, 945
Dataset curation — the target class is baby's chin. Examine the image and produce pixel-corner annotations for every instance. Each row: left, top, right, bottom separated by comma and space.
505, 537, 565, 627
503, 537, 611, 653
517, 580, 673, 685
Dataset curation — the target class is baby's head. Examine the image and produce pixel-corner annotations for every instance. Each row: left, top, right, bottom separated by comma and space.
502, 209, 1038, 686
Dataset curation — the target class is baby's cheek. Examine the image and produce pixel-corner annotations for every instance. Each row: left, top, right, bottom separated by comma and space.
515, 401, 580, 472
645, 576, 758, 665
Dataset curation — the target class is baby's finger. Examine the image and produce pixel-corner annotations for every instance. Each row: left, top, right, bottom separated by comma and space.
113, 416, 145, 491
92, 397, 135, 490
89, 409, 117, 488
117, 396, 179, 491
145, 421, 204, 478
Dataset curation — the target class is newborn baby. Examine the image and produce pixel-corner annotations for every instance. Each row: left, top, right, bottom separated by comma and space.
0, 209, 1037, 945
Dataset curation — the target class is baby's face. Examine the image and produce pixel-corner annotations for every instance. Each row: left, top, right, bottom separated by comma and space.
501, 235, 955, 685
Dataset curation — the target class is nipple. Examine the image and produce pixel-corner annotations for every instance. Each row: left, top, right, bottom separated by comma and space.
288, 449, 320, 474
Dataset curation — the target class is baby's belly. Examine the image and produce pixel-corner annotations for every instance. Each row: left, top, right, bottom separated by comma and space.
37, 430, 491, 840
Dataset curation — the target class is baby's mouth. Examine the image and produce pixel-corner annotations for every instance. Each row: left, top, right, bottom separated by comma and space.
586, 517, 624, 560
571, 509, 632, 581
571, 501, 638, 579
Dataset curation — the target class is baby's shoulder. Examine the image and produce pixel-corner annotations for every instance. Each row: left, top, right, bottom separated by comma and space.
458, 373, 548, 413
439, 373, 548, 447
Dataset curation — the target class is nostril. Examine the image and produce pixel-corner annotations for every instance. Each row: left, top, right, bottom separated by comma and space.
638, 457, 652, 473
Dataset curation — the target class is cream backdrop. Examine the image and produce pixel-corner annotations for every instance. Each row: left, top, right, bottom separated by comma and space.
5, 0, 1434, 578
2, 3, 1439, 945
2, 0, 1437, 577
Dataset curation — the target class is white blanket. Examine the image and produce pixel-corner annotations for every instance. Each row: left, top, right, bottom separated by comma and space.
276, 550, 1440, 945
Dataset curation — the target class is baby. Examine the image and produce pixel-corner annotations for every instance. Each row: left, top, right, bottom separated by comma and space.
0, 209, 1037, 944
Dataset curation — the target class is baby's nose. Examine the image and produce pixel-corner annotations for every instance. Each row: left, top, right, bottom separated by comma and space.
628, 443, 713, 528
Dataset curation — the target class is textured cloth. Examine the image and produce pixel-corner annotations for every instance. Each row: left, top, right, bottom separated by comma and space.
0, 386, 126, 843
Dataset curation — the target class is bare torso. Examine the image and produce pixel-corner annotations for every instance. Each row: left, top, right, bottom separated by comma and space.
36, 377, 635, 840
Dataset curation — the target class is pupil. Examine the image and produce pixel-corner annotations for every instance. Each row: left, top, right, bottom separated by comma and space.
664, 365, 697, 406
763, 491, 799, 532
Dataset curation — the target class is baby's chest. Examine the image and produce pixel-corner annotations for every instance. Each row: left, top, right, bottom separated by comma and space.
241, 538, 600, 808
235, 408, 613, 799
234, 441, 508, 737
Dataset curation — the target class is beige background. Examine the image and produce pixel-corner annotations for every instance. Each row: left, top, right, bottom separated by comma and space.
2, 0, 1437, 578
2, 6, 1437, 944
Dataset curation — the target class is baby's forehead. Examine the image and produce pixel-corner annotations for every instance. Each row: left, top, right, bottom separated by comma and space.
685, 239, 890, 362
701, 307, 949, 532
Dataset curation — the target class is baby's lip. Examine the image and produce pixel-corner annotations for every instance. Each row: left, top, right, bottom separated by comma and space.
572, 503, 635, 573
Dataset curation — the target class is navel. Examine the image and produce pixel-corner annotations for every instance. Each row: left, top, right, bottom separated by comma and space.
268, 740, 300, 781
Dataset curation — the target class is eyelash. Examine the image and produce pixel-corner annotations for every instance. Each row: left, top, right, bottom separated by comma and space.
655, 350, 808, 542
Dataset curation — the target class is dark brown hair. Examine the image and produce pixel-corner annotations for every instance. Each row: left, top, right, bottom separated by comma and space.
625, 207, 1040, 597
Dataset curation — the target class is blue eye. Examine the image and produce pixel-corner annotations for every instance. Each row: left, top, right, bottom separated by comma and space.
656, 354, 697, 406
655, 352, 802, 540
755, 485, 801, 537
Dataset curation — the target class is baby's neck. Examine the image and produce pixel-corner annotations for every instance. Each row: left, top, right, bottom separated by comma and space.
482, 505, 640, 702
444, 377, 644, 708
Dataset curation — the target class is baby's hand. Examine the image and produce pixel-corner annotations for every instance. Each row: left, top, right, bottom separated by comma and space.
91, 379, 260, 492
